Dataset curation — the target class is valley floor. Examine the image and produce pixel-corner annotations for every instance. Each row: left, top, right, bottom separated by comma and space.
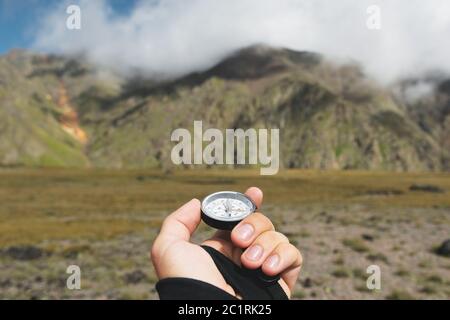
0, 168, 449, 299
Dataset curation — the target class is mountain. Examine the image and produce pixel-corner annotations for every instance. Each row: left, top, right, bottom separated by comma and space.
396, 76, 450, 170
0, 45, 449, 171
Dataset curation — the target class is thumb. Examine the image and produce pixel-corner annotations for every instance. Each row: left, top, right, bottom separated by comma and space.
153, 199, 202, 256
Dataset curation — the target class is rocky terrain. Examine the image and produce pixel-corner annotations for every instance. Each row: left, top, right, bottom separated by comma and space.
0, 169, 448, 299
1, 45, 449, 171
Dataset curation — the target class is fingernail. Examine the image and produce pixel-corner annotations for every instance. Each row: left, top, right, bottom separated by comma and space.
266, 254, 280, 269
246, 245, 263, 261
235, 224, 254, 241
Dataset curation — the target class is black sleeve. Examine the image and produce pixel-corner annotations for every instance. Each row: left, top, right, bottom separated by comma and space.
156, 278, 237, 300
155, 245, 289, 300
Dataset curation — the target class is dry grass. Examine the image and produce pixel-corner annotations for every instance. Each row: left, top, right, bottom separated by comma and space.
0, 168, 449, 299
1, 168, 449, 246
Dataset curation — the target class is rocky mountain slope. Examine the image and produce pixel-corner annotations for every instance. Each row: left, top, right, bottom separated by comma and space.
0, 46, 448, 171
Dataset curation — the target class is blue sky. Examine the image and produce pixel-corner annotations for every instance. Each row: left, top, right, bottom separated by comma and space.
0, 0, 138, 53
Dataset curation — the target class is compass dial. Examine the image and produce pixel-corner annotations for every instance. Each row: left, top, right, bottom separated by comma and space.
201, 191, 256, 229
200, 190, 280, 284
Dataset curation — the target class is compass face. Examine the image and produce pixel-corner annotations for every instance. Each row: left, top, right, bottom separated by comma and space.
201, 191, 256, 227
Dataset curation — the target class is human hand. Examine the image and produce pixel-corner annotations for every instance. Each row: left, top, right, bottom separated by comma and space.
151, 187, 302, 298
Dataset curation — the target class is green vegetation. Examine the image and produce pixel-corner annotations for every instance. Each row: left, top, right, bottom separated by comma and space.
366, 253, 389, 263
1, 47, 449, 171
394, 269, 410, 277
351, 268, 366, 279
420, 285, 437, 294
386, 290, 416, 300
342, 238, 370, 253
332, 268, 351, 278
425, 274, 444, 284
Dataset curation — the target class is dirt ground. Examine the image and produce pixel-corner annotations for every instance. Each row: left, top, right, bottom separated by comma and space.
0, 169, 449, 299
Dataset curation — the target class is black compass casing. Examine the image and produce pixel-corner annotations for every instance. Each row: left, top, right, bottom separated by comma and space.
201, 211, 241, 230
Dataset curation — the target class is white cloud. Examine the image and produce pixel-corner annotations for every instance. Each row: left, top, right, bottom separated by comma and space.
33, 0, 450, 83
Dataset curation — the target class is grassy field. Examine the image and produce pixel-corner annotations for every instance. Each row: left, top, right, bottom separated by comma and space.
0, 168, 449, 299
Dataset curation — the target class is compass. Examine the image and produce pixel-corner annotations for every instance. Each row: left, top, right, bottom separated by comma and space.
201, 191, 280, 284
201, 191, 257, 230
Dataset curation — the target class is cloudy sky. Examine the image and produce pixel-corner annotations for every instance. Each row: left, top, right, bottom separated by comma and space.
0, 0, 137, 52
2, 0, 450, 83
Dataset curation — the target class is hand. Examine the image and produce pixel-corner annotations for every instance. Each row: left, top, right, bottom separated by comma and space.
150, 187, 302, 298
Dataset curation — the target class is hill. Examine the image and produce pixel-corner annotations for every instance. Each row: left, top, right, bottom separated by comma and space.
0, 46, 449, 171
